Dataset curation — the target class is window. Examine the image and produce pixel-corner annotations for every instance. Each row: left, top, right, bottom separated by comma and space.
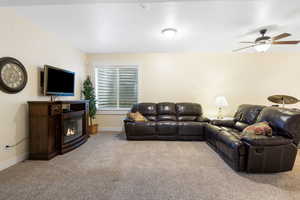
95, 66, 138, 111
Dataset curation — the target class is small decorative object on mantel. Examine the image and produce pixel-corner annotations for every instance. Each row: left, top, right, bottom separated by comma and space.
0, 57, 28, 94
267, 95, 299, 108
82, 76, 98, 135
215, 96, 228, 119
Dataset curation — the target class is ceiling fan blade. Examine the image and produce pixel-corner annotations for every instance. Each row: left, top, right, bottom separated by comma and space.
272, 33, 291, 41
272, 41, 300, 44
240, 41, 255, 44
232, 45, 256, 52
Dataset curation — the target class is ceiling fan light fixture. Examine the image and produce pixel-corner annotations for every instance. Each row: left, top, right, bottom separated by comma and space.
161, 28, 177, 38
255, 43, 271, 52
234, 29, 299, 52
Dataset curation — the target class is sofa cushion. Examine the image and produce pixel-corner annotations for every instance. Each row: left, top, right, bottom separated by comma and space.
146, 116, 157, 121
233, 121, 248, 131
157, 121, 177, 135
215, 131, 246, 156
242, 122, 272, 137
196, 116, 210, 122
211, 119, 235, 127
133, 103, 157, 116
157, 115, 176, 121
177, 116, 198, 121
157, 102, 176, 115
176, 103, 202, 116
178, 122, 204, 136
126, 121, 156, 136
234, 104, 265, 124
219, 127, 241, 135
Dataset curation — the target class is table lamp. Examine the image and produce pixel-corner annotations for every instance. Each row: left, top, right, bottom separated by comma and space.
215, 96, 228, 119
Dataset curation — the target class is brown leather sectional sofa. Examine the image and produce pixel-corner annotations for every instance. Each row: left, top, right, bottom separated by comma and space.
124, 102, 300, 173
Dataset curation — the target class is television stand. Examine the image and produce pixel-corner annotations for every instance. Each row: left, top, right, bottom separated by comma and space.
28, 100, 89, 160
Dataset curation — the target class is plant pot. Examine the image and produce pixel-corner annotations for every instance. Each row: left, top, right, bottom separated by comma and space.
88, 124, 99, 135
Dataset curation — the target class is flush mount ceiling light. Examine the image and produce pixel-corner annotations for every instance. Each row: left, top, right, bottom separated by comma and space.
161, 28, 177, 38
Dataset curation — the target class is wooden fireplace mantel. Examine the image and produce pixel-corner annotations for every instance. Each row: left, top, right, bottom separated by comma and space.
28, 100, 89, 160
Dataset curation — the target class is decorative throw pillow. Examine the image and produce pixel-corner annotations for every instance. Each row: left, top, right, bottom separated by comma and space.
242, 121, 272, 137
127, 112, 136, 120
127, 112, 148, 122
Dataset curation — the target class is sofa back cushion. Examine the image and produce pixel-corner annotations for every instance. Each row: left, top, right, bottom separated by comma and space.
233, 121, 249, 131
234, 104, 265, 124
157, 102, 176, 121
176, 103, 202, 121
256, 107, 300, 145
130, 102, 204, 122
131, 103, 157, 121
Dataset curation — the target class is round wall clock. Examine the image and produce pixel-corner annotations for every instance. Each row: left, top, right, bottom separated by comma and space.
0, 57, 28, 94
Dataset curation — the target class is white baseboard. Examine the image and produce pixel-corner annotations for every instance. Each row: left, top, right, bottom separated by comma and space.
99, 127, 123, 132
0, 153, 28, 171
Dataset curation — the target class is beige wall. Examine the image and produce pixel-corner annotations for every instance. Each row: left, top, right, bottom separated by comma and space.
96, 115, 126, 131
0, 8, 86, 167
87, 52, 300, 130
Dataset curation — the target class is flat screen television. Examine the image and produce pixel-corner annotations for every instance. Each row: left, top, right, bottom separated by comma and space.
44, 65, 75, 96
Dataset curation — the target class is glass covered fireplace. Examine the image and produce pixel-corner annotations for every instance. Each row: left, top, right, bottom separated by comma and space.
63, 116, 83, 144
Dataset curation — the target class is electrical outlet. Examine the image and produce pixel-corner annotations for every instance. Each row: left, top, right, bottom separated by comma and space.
4, 145, 12, 151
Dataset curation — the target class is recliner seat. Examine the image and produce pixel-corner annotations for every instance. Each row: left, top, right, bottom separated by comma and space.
205, 104, 300, 173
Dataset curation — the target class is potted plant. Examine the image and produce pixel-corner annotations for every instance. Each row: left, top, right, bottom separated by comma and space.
82, 76, 98, 135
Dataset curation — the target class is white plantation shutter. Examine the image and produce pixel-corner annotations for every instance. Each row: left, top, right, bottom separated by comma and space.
119, 67, 138, 108
95, 66, 138, 110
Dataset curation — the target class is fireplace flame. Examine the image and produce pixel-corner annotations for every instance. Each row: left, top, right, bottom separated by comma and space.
66, 128, 76, 136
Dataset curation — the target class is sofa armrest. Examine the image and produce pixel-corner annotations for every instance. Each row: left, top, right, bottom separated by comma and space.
211, 119, 235, 127
241, 133, 293, 146
124, 117, 135, 123
196, 116, 210, 123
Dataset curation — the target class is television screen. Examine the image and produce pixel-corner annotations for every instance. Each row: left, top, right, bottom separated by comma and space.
44, 65, 75, 96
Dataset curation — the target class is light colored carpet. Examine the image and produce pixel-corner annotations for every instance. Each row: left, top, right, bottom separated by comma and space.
0, 133, 300, 200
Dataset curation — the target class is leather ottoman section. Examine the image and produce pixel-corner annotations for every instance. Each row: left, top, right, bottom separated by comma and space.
157, 121, 177, 136
178, 122, 205, 137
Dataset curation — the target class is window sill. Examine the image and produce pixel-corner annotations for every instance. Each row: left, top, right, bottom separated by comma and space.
97, 110, 129, 115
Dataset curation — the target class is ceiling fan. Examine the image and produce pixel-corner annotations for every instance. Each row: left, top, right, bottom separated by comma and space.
233, 29, 300, 52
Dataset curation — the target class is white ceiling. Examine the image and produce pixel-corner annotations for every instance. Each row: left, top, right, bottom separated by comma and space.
4, 0, 300, 53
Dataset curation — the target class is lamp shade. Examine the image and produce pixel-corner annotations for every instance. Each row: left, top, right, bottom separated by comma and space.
215, 96, 228, 108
